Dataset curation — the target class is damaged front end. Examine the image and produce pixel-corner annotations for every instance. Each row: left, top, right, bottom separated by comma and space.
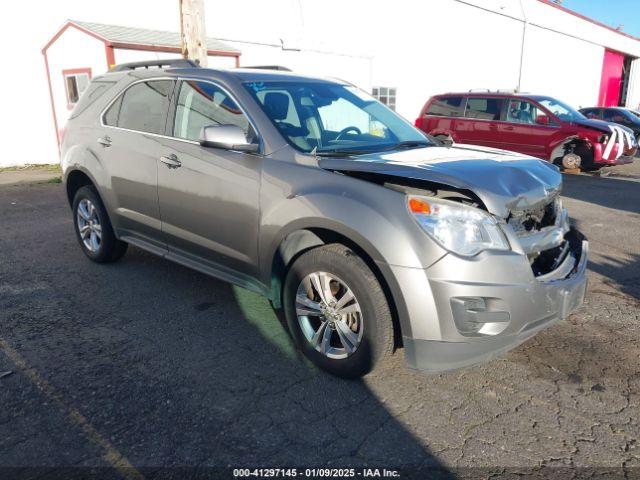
319, 150, 587, 282
505, 195, 582, 280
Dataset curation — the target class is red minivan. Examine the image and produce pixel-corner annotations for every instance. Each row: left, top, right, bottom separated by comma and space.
416, 92, 637, 170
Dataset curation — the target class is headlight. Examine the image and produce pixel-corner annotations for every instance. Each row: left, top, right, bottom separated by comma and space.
407, 196, 510, 256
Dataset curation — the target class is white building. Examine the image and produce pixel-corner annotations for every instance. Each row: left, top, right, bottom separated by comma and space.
25, 0, 640, 167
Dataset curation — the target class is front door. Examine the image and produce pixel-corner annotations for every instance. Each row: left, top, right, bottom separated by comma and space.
99, 79, 175, 250
156, 79, 262, 283
497, 99, 559, 159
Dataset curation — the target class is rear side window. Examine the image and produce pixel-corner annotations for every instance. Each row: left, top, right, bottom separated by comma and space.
70, 81, 116, 119
465, 97, 504, 121
425, 97, 464, 117
602, 109, 628, 124
104, 80, 174, 134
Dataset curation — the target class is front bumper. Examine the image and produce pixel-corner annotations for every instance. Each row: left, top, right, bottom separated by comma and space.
395, 230, 588, 373
593, 141, 637, 166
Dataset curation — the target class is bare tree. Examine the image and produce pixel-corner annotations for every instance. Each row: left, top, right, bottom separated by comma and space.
179, 0, 208, 67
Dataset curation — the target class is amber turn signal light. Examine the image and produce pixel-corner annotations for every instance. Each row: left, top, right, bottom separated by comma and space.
408, 198, 431, 215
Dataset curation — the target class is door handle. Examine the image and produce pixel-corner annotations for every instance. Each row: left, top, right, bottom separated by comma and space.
97, 136, 112, 147
504, 126, 515, 131
160, 154, 182, 169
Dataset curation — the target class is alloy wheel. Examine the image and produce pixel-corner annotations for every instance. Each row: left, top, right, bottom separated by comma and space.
295, 271, 364, 359
76, 199, 102, 253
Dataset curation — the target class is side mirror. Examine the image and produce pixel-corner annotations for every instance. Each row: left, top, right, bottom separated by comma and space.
536, 115, 550, 125
199, 125, 259, 153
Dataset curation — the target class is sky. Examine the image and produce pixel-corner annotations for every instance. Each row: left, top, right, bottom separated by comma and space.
561, 0, 640, 37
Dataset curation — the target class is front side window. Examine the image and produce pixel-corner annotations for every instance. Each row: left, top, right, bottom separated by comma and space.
426, 96, 464, 117
244, 81, 429, 154
106, 80, 174, 135
505, 99, 552, 125
465, 97, 503, 121
173, 80, 250, 141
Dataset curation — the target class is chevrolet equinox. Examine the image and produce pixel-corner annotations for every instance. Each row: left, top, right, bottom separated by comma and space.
61, 60, 588, 378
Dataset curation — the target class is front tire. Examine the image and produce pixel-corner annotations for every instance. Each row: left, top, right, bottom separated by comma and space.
72, 185, 127, 263
283, 244, 394, 378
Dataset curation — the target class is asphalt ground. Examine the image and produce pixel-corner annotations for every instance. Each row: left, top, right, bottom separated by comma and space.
0, 164, 639, 479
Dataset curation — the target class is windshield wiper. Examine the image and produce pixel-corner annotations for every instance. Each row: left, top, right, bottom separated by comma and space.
314, 140, 431, 157
386, 140, 431, 151
314, 148, 381, 157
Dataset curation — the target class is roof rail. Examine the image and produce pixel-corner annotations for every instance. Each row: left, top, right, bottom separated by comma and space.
110, 59, 200, 72
469, 88, 491, 92
242, 65, 292, 71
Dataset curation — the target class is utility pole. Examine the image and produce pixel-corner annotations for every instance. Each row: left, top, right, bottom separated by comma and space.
179, 0, 208, 67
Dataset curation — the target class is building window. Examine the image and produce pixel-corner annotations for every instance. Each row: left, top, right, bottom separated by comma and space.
372, 87, 396, 111
63, 69, 91, 109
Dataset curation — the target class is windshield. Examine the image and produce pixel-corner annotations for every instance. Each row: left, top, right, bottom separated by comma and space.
244, 81, 431, 155
536, 97, 586, 122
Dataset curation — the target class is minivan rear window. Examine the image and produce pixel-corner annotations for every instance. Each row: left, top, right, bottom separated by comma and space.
426, 97, 464, 117
465, 97, 503, 121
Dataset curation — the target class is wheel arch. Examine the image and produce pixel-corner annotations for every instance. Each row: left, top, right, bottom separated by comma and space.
549, 135, 594, 168
65, 169, 98, 206
268, 225, 408, 348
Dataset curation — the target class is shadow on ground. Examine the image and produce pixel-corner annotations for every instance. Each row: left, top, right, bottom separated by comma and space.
562, 173, 640, 214
0, 185, 452, 478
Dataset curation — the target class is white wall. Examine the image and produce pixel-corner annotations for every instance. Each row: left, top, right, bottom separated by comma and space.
227, 41, 372, 93
626, 59, 640, 109
2, 0, 640, 167
519, 24, 604, 109
367, 0, 525, 121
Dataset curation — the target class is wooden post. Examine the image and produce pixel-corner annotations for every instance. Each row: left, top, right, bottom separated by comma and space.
179, 0, 208, 67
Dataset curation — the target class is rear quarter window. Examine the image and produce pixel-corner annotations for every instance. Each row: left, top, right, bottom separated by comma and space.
425, 96, 465, 117
69, 80, 117, 119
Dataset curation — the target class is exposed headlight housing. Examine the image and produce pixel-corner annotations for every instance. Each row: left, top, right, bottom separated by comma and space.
407, 196, 510, 256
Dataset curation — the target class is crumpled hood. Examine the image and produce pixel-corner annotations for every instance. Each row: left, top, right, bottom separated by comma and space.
318, 144, 562, 218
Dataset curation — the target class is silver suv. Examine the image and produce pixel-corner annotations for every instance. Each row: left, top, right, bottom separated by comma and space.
61, 60, 588, 378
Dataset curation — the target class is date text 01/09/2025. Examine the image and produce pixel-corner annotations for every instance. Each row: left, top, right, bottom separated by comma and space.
232, 468, 401, 478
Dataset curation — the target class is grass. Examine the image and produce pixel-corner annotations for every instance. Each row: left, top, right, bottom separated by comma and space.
0, 164, 61, 174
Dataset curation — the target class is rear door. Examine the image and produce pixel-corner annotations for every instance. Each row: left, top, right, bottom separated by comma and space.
455, 96, 503, 148
99, 79, 175, 251
156, 79, 262, 282
496, 98, 559, 158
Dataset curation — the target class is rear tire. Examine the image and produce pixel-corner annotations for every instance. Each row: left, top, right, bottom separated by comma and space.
283, 244, 394, 378
72, 185, 127, 263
